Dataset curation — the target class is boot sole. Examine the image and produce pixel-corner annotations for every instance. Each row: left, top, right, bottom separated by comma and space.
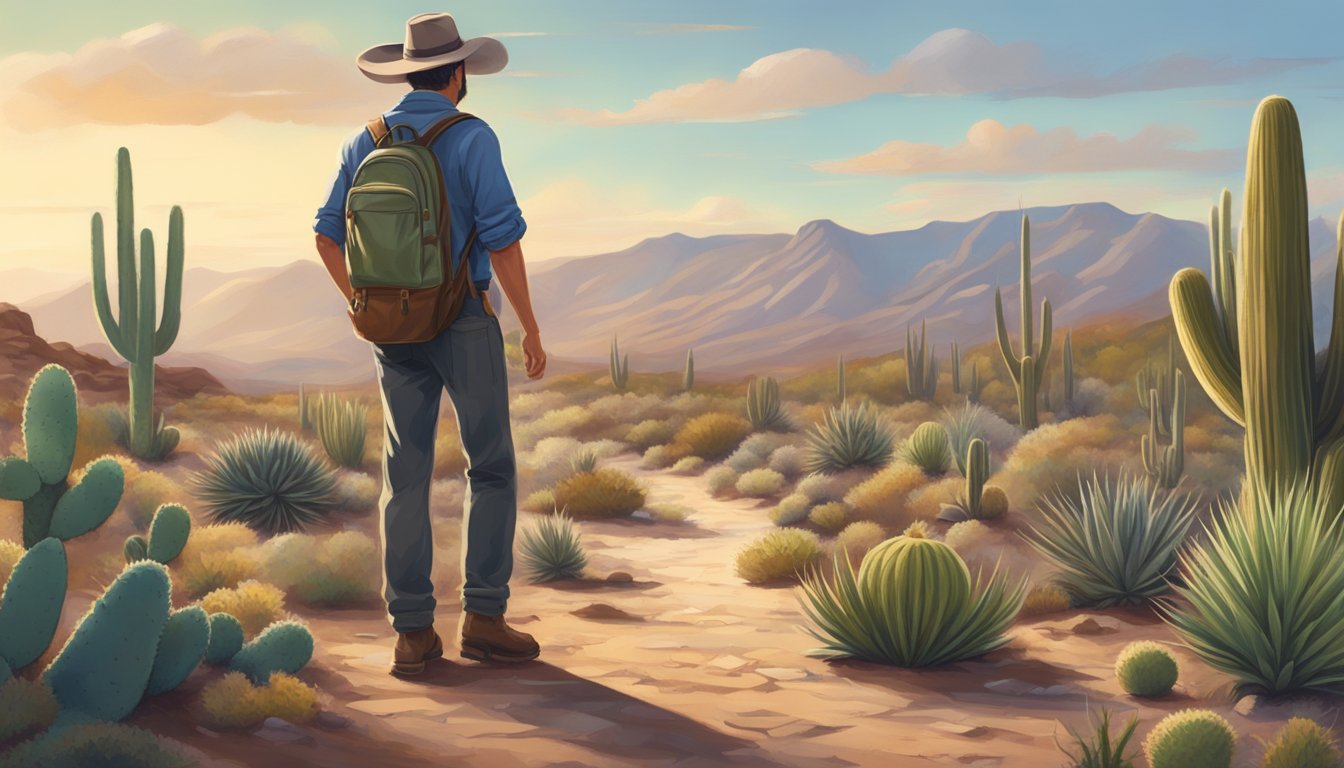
390, 647, 444, 677
459, 641, 540, 664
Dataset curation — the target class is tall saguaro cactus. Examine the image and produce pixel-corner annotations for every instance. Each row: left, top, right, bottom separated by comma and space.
950, 342, 963, 395
995, 216, 1053, 430
1062, 331, 1075, 407
1142, 369, 1187, 489
1170, 95, 1344, 511
683, 349, 694, 392
904, 320, 938, 400
609, 336, 629, 391
91, 147, 184, 459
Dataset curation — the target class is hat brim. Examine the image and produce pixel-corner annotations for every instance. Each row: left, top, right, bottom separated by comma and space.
356, 36, 508, 84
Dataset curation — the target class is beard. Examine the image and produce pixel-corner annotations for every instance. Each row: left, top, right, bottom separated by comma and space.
457, 74, 468, 104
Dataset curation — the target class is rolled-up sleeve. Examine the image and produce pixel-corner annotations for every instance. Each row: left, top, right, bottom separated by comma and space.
313, 131, 372, 248
461, 125, 527, 252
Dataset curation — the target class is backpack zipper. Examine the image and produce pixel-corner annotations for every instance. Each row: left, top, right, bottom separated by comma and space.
400, 289, 410, 315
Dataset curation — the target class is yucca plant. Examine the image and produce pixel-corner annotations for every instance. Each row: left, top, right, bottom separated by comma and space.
804, 400, 894, 474
1022, 473, 1197, 607
570, 448, 599, 474
900, 421, 952, 475
313, 393, 367, 469
746, 376, 791, 431
942, 402, 990, 477
1163, 484, 1344, 696
193, 428, 338, 534
105, 406, 179, 461
1057, 708, 1139, 768
609, 336, 630, 391
519, 510, 587, 582
799, 529, 1025, 666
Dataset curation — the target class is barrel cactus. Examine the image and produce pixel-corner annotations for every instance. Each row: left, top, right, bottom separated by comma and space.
902, 421, 952, 475
1115, 640, 1178, 697
1143, 709, 1235, 768
1260, 718, 1341, 768
228, 620, 315, 684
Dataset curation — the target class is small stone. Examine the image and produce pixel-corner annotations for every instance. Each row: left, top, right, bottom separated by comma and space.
1070, 617, 1115, 636
606, 571, 634, 583
510, 614, 540, 625
571, 603, 642, 621
1233, 696, 1258, 717
315, 711, 351, 730
708, 655, 751, 671
1030, 685, 1078, 698
984, 679, 1036, 696
756, 667, 809, 681
353, 632, 378, 639
195, 726, 220, 738
256, 718, 313, 745
930, 721, 989, 738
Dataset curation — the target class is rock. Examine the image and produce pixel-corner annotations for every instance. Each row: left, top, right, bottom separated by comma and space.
930, 721, 989, 738
606, 571, 634, 583
256, 717, 314, 745
756, 667, 810, 681
631, 510, 655, 521
353, 632, 378, 639
1070, 617, 1117, 636
708, 655, 752, 671
1030, 685, 1079, 698
571, 603, 642, 622
984, 679, 1036, 696
195, 726, 220, 738
315, 711, 351, 730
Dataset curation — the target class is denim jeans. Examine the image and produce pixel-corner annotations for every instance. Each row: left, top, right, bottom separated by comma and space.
371, 289, 516, 631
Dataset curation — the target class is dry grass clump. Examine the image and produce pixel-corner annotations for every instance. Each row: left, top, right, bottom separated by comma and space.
843, 461, 927, 527
332, 470, 380, 513
670, 456, 705, 475
904, 476, 964, 522
433, 424, 469, 479
944, 520, 991, 551
70, 403, 128, 472
119, 470, 185, 530
510, 390, 569, 422
1020, 583, 1073, 617
997, 414, 1132, 512
736, 468, 787, 498
198, 671, 318, 730
175, 522, 261, 598
522, 488, 556, 513
513, 405, 597, 446
736, 529, 823, 584
771, 493, 811, 526
625, 419, 676, 450
796, 470, 868, 504
641, 444, 675, 469
808, 501, 849, 533
258, 531, 380, 607
552, 468, 646, 519
667, 413, 753, 461
0, 677, 59, 744
706, 466, 739, 497
727, 433, 794, 473
199, 580, 287, 638
767, 445, 807, 479
0, 538, 24, 586
834, 521, 886, 564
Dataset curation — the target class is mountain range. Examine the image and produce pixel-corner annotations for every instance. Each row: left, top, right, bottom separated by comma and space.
11, 202, 1341, 391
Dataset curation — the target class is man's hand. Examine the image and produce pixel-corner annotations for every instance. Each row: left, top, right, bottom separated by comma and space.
522, 332, 546, 380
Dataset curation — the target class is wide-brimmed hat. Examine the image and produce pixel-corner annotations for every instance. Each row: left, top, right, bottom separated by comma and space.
357, 12, 508, 84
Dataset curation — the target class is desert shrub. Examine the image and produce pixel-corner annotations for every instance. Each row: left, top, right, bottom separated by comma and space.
1020, 583, 1072, 617
736, 468, 786, 498
834, 521, 885, 563
70, 403, 127, 472
194, 427, 337, 534
998, 414, 1130, 512
808, 501, 849, 533
670, 456, 705, 475
1142, 710, 1234, 768
313, 394, 368, 468
553, 468, 646, 520
1166, 485, 1344, 696
796, 471, 865, 504
259, 531, 380, 606
0, 539, 23, 586
199, 580, 287, 638
332, 471, 379, 513
522, 488, 556, 513
1023, 474, 1196, 607
645, 503, 692, 523
799, 530, 1025, 666
727, 433, 792, 473
706, 466, 739, 497
0, 723, 196, 768
901, 421, 952, 475
120, 470, 184, 530
588, 392, 669, 426
626, 419, 676, 450
771, 494, 811, 526
521, 437, 623, 490
944, 520, 990, 551
513, 405, 595, 446
198, 671, 318, 730
844, 462, 927, 527
0, 678, 58, 744
510, 390, 569, 422
767, 445, 807, 478
736, 529, 823, 584
1057, 708, 1139, 768
1061, 377, 1111, 419
175, 522, 261, 598
641, 444, 675, 469
1115, 641, 1178, 698
805, 401, 894, 474
1259, 718, 1341, 768
570, 448, 599, 474
669, 413, 752, 461
519, 512, 587, 582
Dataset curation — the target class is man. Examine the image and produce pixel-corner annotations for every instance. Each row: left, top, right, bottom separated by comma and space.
313, 12, 546, 676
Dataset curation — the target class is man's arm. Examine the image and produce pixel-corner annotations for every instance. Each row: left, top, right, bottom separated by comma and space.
316, 234, 353, 302
490, 240, 546, 380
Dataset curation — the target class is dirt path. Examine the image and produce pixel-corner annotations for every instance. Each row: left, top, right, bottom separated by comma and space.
264, 455, 1308, 767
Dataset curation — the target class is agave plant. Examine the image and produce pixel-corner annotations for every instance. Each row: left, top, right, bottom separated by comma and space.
1164, 484, 1344, 696
799, 530, 1025, 667
1057, 708, 1139, 768
941, 402, 991, 477
519, 509, 588, 582
313, 393, 367, 469
569, 448, 599, 475
804, 400, 894, 474
193, 427, 338, 534
1022, 474, 1196, 607
104, 405, 179, 461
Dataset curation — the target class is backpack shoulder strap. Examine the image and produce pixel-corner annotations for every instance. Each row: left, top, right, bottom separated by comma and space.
365, 116, 390, 148
415, 112, 478, 149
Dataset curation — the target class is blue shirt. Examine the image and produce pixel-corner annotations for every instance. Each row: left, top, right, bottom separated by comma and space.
314, 90, 527, 286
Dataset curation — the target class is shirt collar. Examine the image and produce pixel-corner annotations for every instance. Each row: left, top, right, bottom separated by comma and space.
393, 90, 460, 113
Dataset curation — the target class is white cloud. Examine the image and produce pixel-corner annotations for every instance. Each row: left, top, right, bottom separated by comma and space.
815, 119, 1237, 176
563, 28, 1329, 125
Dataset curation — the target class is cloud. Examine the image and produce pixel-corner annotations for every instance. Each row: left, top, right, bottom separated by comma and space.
0, 22, 391, 128
634, 23, 756, 34
815, 119, 1238, 176
564, 28, 1330, 125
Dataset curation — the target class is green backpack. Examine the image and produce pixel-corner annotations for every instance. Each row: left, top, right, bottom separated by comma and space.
343, 112, 481, 344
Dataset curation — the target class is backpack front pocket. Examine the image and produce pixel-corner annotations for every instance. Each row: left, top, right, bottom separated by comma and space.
345, 184, 443, 289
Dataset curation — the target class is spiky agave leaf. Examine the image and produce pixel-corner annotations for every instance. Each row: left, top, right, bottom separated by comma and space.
519, 510, 587, 582
193, 427, 337, 534
314, 394, 367, 469
804, 400, 894, 474
941, 402, 991, 477
1021, 473, 1196, 608
1056, 708, 1139, 768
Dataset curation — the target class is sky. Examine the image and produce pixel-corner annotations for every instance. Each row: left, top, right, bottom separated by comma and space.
1, 0, 1343, 276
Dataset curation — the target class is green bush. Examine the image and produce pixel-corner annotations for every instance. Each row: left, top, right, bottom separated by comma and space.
553, 468, 646, 519
0, 678, 58, 745
901, 421, 952, 475
259, 531, 379, 607
808, 501, 848, 533
1165, 484, 1344, 695
771, 493, 811, 526
736, 529, 822, 584
1114, 641, 1177, 697
1023, 474, 1195, 607
1259, 718, 1341, 768
1057, 708, 1139, 768
0, 723, 197, 768
519, 512, 587, 582
313, 393, 368, 468
1142, 709, 1234, 768
805, 400, 894, 474
736, 468, 786, 498
799, 529, 1024, 666
193, 427, 338, 534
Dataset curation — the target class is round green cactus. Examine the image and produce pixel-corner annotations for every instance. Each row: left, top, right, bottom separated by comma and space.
48, 458, 124, 541
1260, 718, 1341, 768
146, 503, 191, 564
0, 538, 68, 671
1115, 640, 1178, 697
145, 606, 210, 695
203, 612, 244, 665
228, 620, 314, 684
22, 365, 78, 486
1143, 709, 1235, 768
980, 485, 1009, 519
903, 421, 952, 475
859, 529, 972, 633
123, 535, 148, 563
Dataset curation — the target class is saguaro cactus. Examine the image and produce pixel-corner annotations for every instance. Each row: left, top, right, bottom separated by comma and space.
836, 354, 846, 403
905, 320, 938, 400
1136, 332, 1178, 437
951, 342, 963, 395
1170, 96, 1344, 510
968, 362, 984, 404
683, 349, 694, 392
91, 147, 184, 460
995, 216, 1053, 430
1142, 369, 1187, 489
1063, 331, 1075, 407
609, 336, 629, 391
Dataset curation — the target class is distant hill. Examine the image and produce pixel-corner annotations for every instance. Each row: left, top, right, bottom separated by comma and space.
18, 202, 1342, 389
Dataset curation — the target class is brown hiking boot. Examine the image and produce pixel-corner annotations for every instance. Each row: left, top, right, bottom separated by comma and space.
460, 612, 540, 663
391, 626, 443, 677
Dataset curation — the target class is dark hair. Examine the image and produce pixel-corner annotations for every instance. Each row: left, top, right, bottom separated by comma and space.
407, 61, 463, 91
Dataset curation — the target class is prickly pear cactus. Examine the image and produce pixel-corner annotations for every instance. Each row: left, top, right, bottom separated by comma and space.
228, 620, 314, 684
145, 606, 210, 695
0, 538, 68, 671
203, 612, 244, 665
145, 504, 191, 564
